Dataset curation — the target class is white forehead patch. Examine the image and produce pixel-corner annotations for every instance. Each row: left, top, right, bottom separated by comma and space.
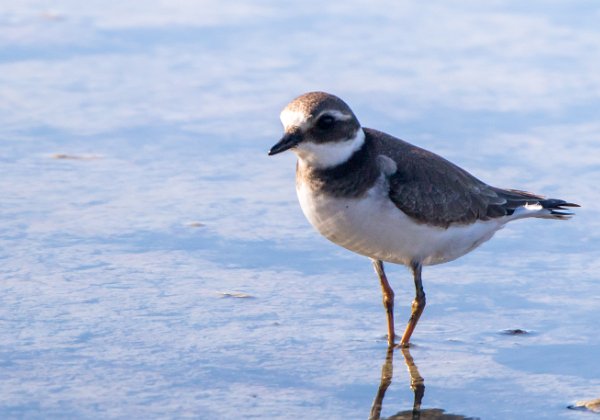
280, 109, 309, 130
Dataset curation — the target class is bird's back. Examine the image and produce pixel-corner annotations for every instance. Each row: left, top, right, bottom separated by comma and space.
365, 128, 578, 227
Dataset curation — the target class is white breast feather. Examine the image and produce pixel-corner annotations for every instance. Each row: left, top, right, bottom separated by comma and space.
297, 176, 506, 266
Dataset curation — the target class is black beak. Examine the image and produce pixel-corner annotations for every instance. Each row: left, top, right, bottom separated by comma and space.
268, 132, 302, 156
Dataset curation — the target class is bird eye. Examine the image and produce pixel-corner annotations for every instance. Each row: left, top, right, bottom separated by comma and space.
316, 115, 335, 130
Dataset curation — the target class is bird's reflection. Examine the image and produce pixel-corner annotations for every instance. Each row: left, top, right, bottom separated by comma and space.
369, 346, 476, 420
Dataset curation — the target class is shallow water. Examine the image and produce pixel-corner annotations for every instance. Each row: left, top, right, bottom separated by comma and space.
1, 1, 599, 419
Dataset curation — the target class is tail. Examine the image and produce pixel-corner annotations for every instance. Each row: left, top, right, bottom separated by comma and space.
492, 188, 580, 220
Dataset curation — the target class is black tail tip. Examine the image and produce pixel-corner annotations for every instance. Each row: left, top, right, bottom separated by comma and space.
542, 199, 580, 209
541, 199, 579, 218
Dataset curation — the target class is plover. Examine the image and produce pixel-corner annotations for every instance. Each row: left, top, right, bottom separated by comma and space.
268, 91, 579, 347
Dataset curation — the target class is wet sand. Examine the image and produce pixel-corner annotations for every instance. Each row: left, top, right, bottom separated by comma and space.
1, 1, 599, 418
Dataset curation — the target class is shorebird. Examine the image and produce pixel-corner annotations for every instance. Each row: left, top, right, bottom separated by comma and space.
268, 91, 579, 347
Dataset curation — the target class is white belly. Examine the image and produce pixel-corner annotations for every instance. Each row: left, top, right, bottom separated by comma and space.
296, 178, 506, 266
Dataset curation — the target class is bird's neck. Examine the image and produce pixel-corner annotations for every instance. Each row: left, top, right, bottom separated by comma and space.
296, 133, 380, 198
295, 129, 365, 170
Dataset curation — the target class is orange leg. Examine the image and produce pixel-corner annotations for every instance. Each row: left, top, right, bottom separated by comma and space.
372, 259, 396, 346
400, 262, 426, 347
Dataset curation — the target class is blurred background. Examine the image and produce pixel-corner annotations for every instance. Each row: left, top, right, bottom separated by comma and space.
1, 1, 599, 418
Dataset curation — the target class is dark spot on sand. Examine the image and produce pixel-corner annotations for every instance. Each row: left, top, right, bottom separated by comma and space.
219, 292, 255, 299
501, 328, 531, 335
187, 221, 205, 228
51, 153, 102, 160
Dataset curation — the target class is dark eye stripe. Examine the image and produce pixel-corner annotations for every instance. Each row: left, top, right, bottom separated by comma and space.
316, 115, 335, 130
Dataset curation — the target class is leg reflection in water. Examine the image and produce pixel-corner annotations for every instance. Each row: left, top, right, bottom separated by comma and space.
369, 347, 476, 420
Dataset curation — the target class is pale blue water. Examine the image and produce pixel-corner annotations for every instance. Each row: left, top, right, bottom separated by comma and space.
1, 2, 599, 419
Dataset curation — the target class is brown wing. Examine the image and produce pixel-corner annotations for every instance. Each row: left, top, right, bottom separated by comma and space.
366, 128, 510, 227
